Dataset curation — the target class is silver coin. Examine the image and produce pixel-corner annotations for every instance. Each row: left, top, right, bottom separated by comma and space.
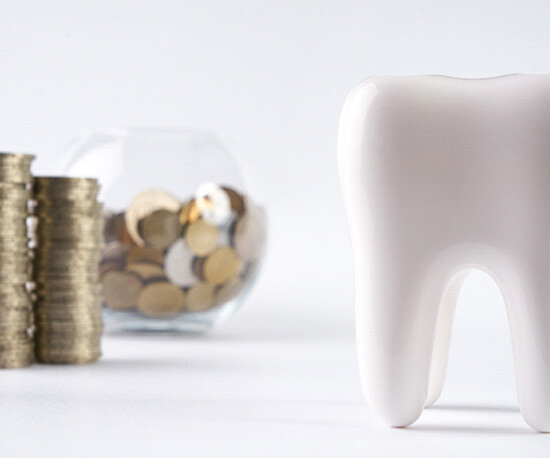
164, 238, 197, 287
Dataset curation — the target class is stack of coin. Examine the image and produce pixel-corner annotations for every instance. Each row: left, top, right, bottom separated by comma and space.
33, 177, 104, 364
101, 183, 266, 318
0, 152, 34, 369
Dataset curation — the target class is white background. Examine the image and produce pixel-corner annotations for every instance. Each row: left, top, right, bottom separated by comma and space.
1, 1, 550, 456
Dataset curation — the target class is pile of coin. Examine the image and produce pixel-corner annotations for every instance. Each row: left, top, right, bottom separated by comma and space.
0, 153, 35, 368
33, 177, 104, 364
101, 183, 265, 318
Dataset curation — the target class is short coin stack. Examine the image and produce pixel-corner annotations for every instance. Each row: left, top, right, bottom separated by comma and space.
33, 177, 104, 364
0, 153, 35, 368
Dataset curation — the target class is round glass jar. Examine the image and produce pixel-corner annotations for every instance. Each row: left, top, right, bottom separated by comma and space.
60, 129, 266, 333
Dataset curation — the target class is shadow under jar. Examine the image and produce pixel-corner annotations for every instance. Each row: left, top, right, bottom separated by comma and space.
60, 128, 266, 333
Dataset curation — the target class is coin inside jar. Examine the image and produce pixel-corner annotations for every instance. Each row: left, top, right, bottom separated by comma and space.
203, 246, 243, 285
186, 282, 216, 312
221, 186, 246, 215
195, 182, 231, 226
179, 199, 202, 227
138, 208, 182, 250
126, 262, 166, 280
192, 256, 207, 281
104, 212, 127, 243
126, 246, 164, 265
137, 282, 185, 316
125, 189, 181, 246
214, 277, 245, 306
99, 260, 124, 278
101, 270, 142, 310
184, 219, 220, 256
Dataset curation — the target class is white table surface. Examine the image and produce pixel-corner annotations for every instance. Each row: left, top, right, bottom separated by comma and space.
1, 288, 549, 458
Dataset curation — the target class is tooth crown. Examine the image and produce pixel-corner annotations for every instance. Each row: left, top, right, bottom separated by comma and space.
338, 75, 550, 432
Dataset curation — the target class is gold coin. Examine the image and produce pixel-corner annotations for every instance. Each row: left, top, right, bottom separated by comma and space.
34, 270, 99, 282
34, 176, 99, 192
0, 309, 32, 324
0, 229, 28, 239
214, 277, 245, 306
0, 152, 35, 163
179, 199, 202, 226
35, 247, 102, 258
101, 270, 142, 311
35, 252, 102, 265
203, 246, 243, 285
36, 202, 103, 217
37, 240, 104, 250
35, 337, 101, 347
0, 202, 28, 213
38, 215, 102, 228
35, 322, 103, 333
138, 209, 182, 250
0, 356, 33, 368
104, 212, 131, 244
34, 336, 99, 345
35, 351, 100, 365
102, 241, 129, 261
126, 262, 166, 280
99, 260, 125, 278
0, 170, 32, 184
0, 265, 31, 277
35, 289, 103, 304
37, 232, 104, 242
192, 256, 206, 281
0, 343, 33, 351
126, 246, 164, 265
36, 234, 103, 245
0, 181, 29, 192
34, 279, 102, 291
221, 186, 246, 215
186, 282, 216, 312
0, 191, 31, 201
0, 273, 29, 283
0, 303, 33, 313
125, 189, 181, 246
0, 284, 32, 297
0, 335, 33, 346
34, 176, 97, 186
35, 307, 103, 321
35, 341, 101, 353
137, 282, 185, 317
35, 189, 99, 202
35, 311, 102, 324
184, 219, 219, 256
0, 251, 31, 261
36, 218, 102, 230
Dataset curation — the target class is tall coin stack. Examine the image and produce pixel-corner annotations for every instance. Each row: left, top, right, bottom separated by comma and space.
33, 177, 104, 364
0, 153, 35, 369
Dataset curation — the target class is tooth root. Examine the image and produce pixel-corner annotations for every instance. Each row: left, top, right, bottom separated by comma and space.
356, 255, 440, 427
425, 271, 468, 408
505, 264, 550, 433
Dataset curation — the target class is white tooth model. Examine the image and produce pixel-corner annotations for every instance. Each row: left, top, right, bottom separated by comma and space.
337, 75, 550, 433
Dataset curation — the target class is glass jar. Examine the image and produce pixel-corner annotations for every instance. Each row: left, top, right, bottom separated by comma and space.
59, 128, 266, 333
